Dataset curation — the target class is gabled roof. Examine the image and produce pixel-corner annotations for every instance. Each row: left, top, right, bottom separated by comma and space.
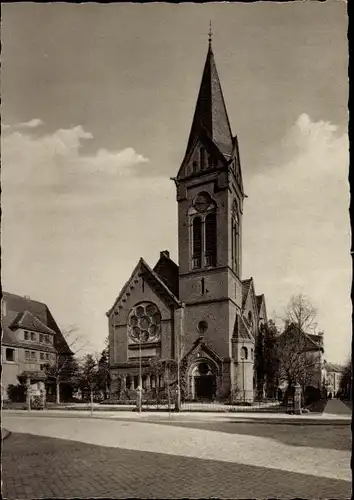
324, 361, 343, 373
183, 336, 223, 366
106, 256, 181, 317
279, 323, 324, 352
233, 314, 254, 341
183, 41, 233, 162
256, 295, 264, 313
2, 292, 72, 355
241, 278, 253, 309
10, 310, 56, 336
153, 251, 179, 298
177, 125, 231, 181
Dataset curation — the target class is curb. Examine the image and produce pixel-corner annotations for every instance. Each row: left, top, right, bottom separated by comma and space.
2, 429, 11, 441
3, 410, 351, 426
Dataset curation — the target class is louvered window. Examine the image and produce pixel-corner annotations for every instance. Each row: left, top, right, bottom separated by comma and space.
192, 217, 202, 268
205, 213, 217, 266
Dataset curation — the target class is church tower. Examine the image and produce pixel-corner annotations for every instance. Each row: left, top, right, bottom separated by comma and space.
174, 34, 250, 399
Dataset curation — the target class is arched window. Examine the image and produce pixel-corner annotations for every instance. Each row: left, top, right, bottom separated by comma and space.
205, 212, 217, 267
248, 311, 253, 328
200, 147, 205, 170
251, 348, 254, 360
192, 217, 202, 269
232, 200, 240, 276
190, 192, 217, 270
240, 346, 248, 360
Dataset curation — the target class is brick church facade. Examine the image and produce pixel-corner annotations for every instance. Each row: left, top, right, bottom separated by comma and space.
107, 38, 267, 402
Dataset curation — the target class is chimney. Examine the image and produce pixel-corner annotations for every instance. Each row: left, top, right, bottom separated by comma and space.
160, 250, 170, 259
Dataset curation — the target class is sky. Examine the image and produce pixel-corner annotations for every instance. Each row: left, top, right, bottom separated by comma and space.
1, 2, 350, 363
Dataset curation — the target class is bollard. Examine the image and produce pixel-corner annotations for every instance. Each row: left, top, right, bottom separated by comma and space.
294, 383, 302, 415
175, 384, 181, 412
136, 386, 142, 413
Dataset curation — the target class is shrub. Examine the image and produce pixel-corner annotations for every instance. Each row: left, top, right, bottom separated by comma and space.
31, 396, 45, 410
7, 384, 26, 402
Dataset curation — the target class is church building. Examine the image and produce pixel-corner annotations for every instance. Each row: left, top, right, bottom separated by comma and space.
107, 36, 267, 402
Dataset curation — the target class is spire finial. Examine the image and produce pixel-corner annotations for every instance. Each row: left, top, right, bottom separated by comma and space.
208, 21, 212, 46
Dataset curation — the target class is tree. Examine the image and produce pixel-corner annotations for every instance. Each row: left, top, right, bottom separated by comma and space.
255, 320, 280, 399
95, 339, 111, 400
77, 354, 99, 404
45, 326, 88, 404
145, 358, 177, 402
275, 326, 319, 404
284, 294, 318, 332
339, 358, 352, 399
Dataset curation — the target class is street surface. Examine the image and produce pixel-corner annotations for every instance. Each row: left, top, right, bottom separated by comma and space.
2, 410, 351, 499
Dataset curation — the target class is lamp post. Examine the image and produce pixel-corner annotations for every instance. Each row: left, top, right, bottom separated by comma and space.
136, 333, 142, 414
242, 340, 245, 403
176, 303, 185, 412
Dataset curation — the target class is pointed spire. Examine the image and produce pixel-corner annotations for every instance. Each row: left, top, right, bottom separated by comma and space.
184, 29, 233, 159
208, 21, 213, 48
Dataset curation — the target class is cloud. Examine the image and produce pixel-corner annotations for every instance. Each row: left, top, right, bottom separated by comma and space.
1, 124, 150, 198
17, 118, 44, 129
243, 113, 350, 362
2, 118, 44, 131
1, 121, 175, 355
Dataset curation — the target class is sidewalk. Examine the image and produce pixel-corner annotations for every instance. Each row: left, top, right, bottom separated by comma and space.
3, 408, 351, 425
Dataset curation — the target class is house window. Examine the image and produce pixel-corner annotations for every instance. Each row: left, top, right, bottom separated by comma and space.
45, 335, 49, 343
31, 351, 36, 360
31, 332, 36, 341
24, 331, 29, 340
134, 375, 139, 389
39, 334, 44, 343
45, 353, 50, 360
240, 347, 248, 360
40, 352, 44, 360
25, 350, 30, 360
6, 348, 15, 362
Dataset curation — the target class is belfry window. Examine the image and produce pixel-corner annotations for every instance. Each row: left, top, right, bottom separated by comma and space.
189, 192, 217, 270
192, 217, 202, 269
205, 213, 217, 267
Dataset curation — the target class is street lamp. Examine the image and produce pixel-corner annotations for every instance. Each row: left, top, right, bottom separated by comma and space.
176, 303, 185, 411
136, 332, 142, 414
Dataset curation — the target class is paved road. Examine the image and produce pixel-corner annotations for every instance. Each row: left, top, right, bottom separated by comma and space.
324, 399, 352, 415
2, 414, 351, 499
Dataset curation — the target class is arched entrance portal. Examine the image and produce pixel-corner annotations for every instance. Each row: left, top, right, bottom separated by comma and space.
191, 361, 217, 401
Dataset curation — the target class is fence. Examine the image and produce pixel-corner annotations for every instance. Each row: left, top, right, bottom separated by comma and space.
180, 399, 295, 413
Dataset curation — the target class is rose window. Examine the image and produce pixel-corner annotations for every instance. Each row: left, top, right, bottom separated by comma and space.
128, 302, 162, 343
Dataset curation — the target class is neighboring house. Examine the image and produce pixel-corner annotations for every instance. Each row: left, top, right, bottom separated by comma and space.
106, 38, 267, 402
277, 324, 325, 393
323, 360, 343, 396
1, 292, 72, 401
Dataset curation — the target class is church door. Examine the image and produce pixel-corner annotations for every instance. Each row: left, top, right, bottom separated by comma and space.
195, 374, 216, 400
